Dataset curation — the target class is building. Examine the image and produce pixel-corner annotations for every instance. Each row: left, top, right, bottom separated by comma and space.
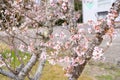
82, 0, 119, 23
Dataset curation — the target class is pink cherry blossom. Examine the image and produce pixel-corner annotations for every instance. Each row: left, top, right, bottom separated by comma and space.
92, 47, 104, 60
19, 44, 25, 52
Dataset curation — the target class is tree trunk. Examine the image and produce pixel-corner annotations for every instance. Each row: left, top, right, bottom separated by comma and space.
68, 62, 87, 80
68, 44, 94, 80
68, 77, 77, 80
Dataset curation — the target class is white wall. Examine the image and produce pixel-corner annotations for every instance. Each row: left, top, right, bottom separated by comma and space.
82, 0, 116, 23
82, 0, 97, 23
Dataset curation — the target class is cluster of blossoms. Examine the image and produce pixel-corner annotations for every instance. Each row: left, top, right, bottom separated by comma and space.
107, 9, 118, 27
92, 47, 104, 60
48, 0, 69, 20
0, 1, 119, 80
19, 44, 25, 52
61, 0, 68, 11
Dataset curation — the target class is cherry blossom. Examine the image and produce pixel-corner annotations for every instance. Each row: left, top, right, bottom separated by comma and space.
19, 44, 25, 52
0, 0, 119, 80
92, 47, 104, 60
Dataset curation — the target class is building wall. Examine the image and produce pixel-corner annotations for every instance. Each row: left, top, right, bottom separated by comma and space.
82, 0, 116, 23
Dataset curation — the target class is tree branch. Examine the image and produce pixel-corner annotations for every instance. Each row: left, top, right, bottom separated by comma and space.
0, 68, 17, 79
18, 53, 40, 80
33, 59, 46, 80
